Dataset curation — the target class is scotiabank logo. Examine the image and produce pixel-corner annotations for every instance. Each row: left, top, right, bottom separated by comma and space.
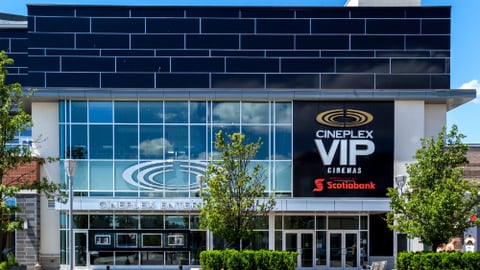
313, 178, 376, 192
313, 178, 325, 192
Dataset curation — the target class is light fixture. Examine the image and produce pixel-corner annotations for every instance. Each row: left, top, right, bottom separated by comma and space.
196, 175, 205, 196
23, 220, 28, 230
64, 159, 77, 270
395, 175, 407, 194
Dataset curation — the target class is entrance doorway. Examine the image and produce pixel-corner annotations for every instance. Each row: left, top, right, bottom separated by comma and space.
284, 231, 313, 269
74, 231, 88, 269
329, 231, 359, 269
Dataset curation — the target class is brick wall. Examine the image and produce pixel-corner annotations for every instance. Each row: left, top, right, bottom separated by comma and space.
3, 161, 41, 186
465, 145, 480, 180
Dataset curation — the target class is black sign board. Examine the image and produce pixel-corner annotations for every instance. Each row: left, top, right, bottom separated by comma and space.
293, 102, 394, 197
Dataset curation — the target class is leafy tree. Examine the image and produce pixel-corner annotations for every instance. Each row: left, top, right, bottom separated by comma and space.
0, 51, 65, 256
200, 130, 276, 250
387, 125, 480, 251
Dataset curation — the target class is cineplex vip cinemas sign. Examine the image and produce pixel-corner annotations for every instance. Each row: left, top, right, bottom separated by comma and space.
293, 102, 394, 197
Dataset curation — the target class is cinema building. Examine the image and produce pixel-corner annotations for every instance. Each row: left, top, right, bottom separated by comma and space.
1, 0, 476, 269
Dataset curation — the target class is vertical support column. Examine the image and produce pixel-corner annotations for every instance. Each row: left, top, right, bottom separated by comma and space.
16, 192, 41, 270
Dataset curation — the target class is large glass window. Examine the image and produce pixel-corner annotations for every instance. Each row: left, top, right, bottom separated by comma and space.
165, 216, 188, 229
115, 101, 138, 123
165, 102, 188, 123
115, 215, 139, 229
89, 102, 112, 123
60, 100, 293, 197
165, 125, 188, 160
70, 125, 88, 159
139, 125, 164, 159
71, 101, 88, 123
90, 161, 113, 190
115, 125, 138, 159
90, 125, 113, 159
242, 102, 269, 124
212, 102, 240, 123
141, 216, 164, 229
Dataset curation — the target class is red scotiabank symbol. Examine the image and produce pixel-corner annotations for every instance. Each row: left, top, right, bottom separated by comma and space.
313, 178, 325, 192
313, 178, 376, 192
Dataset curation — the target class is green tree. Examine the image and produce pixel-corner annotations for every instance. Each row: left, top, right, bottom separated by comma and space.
387, 125, 480, 251
0, 51, 65, 257
200, 130, 276, 250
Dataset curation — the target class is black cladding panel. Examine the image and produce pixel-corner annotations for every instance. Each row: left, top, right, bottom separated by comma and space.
19, 5, 450, 90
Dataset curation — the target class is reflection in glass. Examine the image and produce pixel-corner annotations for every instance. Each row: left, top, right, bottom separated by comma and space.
284, 216, 314, 229
139, 125, 164, 159
166, 251, 189, 266
72, 160, 88, 190
142, 233, 163, 248
90, 215, 113, 229
165, 102, 188, 123
115, 215, 139, 229
140, 101, 163, 123
115, 125, 138, 159
316, 231, 326, 266
116, 233, 138, 248
328, 216, 359, 230
190, 101, 207, 123
71, 101, 87, 123
212, 102, 240, 123
165, 125, 188, 160
190, 125, 206, 160
89, 102, 112, 123
275, 102, 292, 124
165, 216, 188, 229
90, 161, 113, 190
301, 233, 313, 267
360, 231, 368, 268
346, 233, 358, 267
243, 126, 269, 159
90, 252, 114, 265
115, 252, 138, 265
141, 252, 164, 265
242, 102, 269, 123
329, 233, 341, 267
244, 231, 269, 250
114, 101, 138, 123
62, 100, 293, 199
316, 216, 326, 230
89, 125, 113, 159
190, 231, 206, 265
70, 125, 87, 159
114, 161, 139, 191
140, 215, 164, 229
275, 161, 292, 192
73, 215, 88, 229
274, 126, 291, 159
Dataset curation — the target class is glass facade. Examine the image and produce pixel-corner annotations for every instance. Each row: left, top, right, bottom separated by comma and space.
59, 100, 293, 197
59, 100, 294, 265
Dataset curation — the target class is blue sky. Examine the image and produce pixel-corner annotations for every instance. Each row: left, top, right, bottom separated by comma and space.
2, 0, 479, 143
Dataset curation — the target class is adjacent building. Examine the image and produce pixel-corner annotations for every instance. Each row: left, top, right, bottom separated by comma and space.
0, 0, 476, 269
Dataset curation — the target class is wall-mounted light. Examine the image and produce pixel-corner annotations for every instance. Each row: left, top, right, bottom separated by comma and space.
23, 220, 28, 230
395, 175, 407, 194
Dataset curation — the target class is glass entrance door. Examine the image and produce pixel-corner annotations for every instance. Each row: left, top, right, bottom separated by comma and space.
284, 231, 313, 269
329, 231, 358, 269
74, 231, 88, 268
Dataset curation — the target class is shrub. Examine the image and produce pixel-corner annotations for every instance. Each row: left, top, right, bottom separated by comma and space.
200, 249, 297, 270
0, 253, 18, 270
396, 251, 480, 270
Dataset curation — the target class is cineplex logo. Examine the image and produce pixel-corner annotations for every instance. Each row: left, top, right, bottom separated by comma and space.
314, 109, 375, 174
313, 178, 376, 192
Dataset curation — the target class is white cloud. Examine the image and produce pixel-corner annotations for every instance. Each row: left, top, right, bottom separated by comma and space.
139, 138, 172, 156
459, 79, 480, 104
